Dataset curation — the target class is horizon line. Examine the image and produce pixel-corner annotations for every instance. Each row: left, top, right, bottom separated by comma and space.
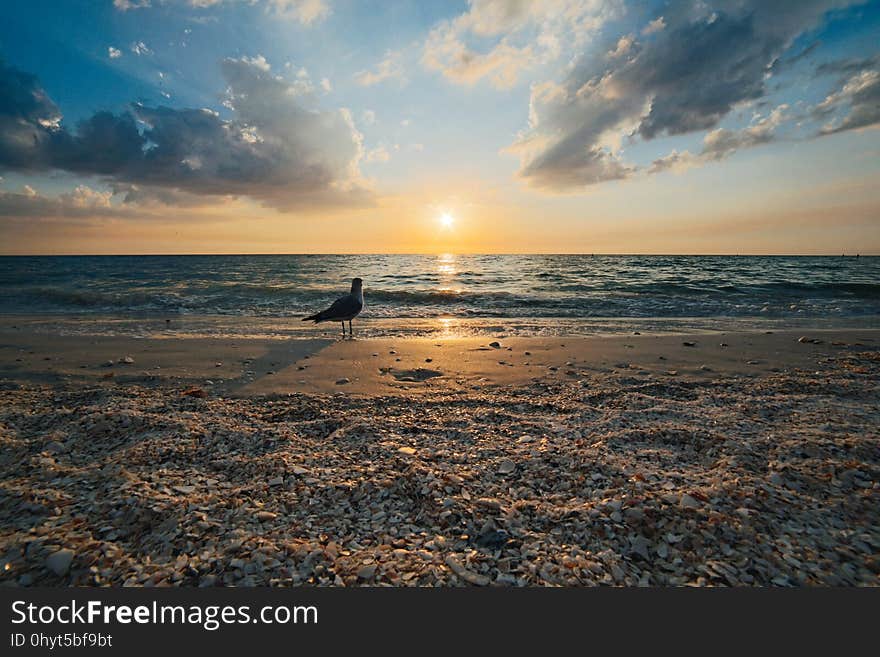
0, 252, 876, 258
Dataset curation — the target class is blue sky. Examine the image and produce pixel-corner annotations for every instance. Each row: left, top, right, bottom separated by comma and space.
1, 0, 879, 253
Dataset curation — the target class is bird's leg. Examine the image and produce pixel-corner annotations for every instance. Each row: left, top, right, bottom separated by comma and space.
348, 320, 353, 337
340, 322, 345, 338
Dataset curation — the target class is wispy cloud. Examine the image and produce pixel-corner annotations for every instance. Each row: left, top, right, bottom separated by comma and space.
354, 50, 404, 86
813, 68, 880, 135
131, 41, 152, 56
365, 145, 391, 163
114, 1, 330, 26
649, 105, 790, 174
113, 0, 151, 10
422, 0, 618, 89
0, 185, 115, 219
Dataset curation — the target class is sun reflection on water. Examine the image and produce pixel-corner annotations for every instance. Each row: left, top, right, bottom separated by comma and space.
436, 252, 456, 277
435, 255, 464, 336
436, 316, 462, 338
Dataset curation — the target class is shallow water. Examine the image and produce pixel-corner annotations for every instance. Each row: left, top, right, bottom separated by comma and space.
1, 254, 878, 335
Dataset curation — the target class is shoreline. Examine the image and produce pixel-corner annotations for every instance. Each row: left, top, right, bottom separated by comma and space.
2, 312, 879, 341
1, 325, 878, 395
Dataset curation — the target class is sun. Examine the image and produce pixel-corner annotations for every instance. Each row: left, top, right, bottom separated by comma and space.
439, 213, 455, 228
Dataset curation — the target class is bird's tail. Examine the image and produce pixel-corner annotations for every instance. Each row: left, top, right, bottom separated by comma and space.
302, 311, 323, 322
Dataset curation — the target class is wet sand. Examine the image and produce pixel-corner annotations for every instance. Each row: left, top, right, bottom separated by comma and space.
1, 326, 877, 395
0, 324, 878, 586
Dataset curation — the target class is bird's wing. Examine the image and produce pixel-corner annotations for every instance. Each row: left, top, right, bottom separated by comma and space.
320, 293, 362, 319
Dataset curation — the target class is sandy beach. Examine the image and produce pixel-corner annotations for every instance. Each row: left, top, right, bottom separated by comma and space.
0, 321, 877, 586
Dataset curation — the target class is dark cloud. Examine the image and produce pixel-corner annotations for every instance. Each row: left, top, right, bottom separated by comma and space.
0, 61, 63, 170
630, 12, 772, 140
109, 182, 219, 207
0, 57, 369, 210
512, 0, 863, 190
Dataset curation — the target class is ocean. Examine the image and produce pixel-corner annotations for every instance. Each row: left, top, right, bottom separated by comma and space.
1, 254, 878, 337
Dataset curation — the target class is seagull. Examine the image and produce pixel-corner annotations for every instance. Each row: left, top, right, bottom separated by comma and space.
302, 277, 364, 338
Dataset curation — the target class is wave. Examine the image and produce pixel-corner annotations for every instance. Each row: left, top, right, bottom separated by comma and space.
2, 255, 879, 319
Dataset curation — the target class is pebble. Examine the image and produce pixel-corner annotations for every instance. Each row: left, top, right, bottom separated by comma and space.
489, 342, 501, 348
46, 549, 74, 576
397, 447, 416, 456
682, 341, 696, 347
475, 498, 502, 511
336, 378, 351, 385
445, 556, 489, 586
255, 511, 277, 521
357, 565, 377, 580
497, 459, 516, 474
268, 477, 284, 487
120, 356, 134, 364
680, 494, 701, 509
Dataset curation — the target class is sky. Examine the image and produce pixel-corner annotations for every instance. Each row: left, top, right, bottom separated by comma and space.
0, 0, 879, 255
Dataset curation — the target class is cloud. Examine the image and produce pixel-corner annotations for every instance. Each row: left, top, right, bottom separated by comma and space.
354, 50, 404, 86
510, 0, 863, 191
115, 1, 329, 26
109, 182, 222, 207
702, 105, 789, 159
813, 68, 880, 134
422, 0, 619, 89
0, 57, 370, 210
423, 31, 533, 89
0, 185, 117, 219
641, 17, 665, 35
0, 181, 223, 222
108, 47, 122, 59
361, 109, 376, 125
268, 0, 330, 25
131, 41, 152, 56
648, 105, 789, 173
365, 146, 391, 163
113, 0, 151, 10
